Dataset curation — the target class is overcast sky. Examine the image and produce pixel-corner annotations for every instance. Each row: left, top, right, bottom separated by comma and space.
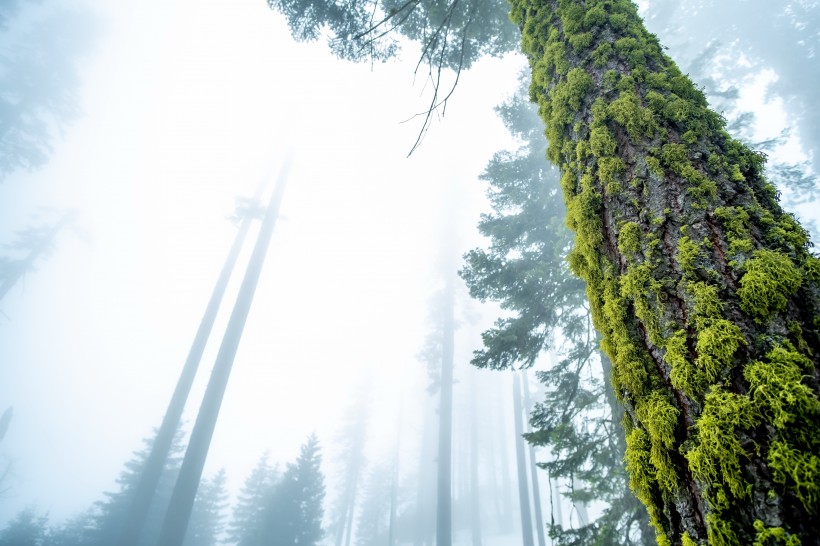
0, 0, 525, 526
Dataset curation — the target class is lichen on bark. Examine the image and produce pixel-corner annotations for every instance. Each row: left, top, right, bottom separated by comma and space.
509, 0, 820, 543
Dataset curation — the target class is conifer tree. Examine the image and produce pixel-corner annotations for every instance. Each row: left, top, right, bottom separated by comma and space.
228, 455, 278, 546
184, 469, 229, 546
0, 508, 47, 546
257, 435, 326, 546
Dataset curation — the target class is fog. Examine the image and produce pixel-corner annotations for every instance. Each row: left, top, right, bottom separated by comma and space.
1, 0, 818, 545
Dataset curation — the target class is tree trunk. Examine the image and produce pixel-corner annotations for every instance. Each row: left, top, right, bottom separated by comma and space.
117, 195, 261, 546
157, 164, 288, 546
436, 270, 455, 546
512, 1, 820, 543
520, 372, 545, 546
512, 371, 535, 546
469, 369, 482, 546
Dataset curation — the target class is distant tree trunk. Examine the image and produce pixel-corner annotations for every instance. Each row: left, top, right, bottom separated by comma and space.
469, 370, 482, 546
521, 372, 545, 546
157, 165, 288, 546
436, 270, 455, 546
512, 371, 534, 546
117, 195, 262, 546
388, 396, 403, 546
495, 376, 514, 532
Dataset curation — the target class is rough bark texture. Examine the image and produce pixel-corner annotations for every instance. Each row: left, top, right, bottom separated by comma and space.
510, 0, 820, 544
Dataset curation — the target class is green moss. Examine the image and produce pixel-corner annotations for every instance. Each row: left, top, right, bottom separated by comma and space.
738, 249, 803, 320
598, 156, 625, 193
666, 328, 700, 395
753, 520, 802, 545
768, 441, 820, 512
583, 5, 606, 29
695, 319, 745, 384
745, 346, 819, 441
609, 91, 657, 138
686, 389, 756, 509
689, 281, 724, 323
682, 531, 699, 546
707, 513, 740, 546
646, 156, 663, 177
618, 221, 642, 255
677, 235, 700, 275
569, 31, 593, 52
635, 391, 681, 497
590, 125, 617, 157
592, 42, 612, 67
625, 427, 661, 522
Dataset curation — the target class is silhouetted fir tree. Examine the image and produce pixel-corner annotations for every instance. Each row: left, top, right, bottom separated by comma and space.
256, 435, 325, 546
90, 428, 186, 546
353, 463, 392, 546
229, 455, 278, 546
0, 508, 48, 546
184, 468, 229, 546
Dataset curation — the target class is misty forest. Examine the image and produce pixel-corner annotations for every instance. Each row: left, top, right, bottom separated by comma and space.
1, 0, 819, 545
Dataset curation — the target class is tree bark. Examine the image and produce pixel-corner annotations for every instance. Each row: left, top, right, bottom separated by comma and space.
512, 1, 820, 543
157, 163, 288, 546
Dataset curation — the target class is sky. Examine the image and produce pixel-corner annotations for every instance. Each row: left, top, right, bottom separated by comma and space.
1, 0, 818, 537
0, 0, 525, 527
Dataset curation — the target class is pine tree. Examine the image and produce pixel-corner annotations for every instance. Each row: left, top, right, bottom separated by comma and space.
0, 508, 48, 546
91, 428, 186, 546
228, 455, 278, 546
257, 435, 326, 546
184, 469, 230, 546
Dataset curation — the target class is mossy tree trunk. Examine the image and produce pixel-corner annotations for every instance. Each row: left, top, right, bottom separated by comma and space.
510, 0, 820, 544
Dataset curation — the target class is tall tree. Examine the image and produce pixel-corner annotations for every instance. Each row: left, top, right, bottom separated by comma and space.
227, 454, 278, 546
118, 195, 263, 546
512, 372, 535, 546
265, 0, 820, 543
159, 166, 288, 546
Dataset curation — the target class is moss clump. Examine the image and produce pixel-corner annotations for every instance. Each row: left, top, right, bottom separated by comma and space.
681, 531, 699, 546
695, 319, 745, 384
635, 391, 681, 497
618, 221, 641, 255
738, 249, 803, 320
590, 125, 617, 157
686, 389, 756, 509
677, 235, 700, 275
752, 521, 801, 546
768, 441, 820, 512
707, 513, 740, 546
